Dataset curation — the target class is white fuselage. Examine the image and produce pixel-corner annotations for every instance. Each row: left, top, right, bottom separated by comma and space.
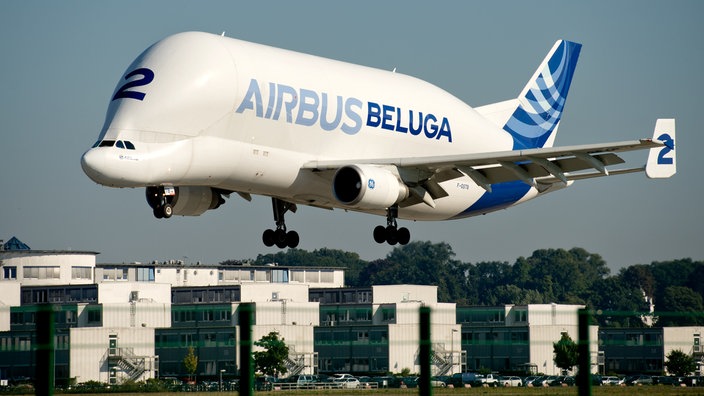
82, 32, 549, 221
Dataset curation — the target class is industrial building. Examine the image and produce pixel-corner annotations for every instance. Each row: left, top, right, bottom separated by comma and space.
1, 237, 701, 385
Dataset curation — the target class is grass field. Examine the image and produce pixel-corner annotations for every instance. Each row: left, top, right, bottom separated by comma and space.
60, 387, 703, 396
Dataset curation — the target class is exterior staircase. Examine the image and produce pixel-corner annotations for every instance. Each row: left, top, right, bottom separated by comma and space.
107, 347, 156, 382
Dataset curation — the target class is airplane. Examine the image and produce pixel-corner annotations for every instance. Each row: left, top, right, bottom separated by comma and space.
81, 32, 676, 249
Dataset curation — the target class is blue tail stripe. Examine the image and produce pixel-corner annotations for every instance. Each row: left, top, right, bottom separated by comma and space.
504, 40, 581, 150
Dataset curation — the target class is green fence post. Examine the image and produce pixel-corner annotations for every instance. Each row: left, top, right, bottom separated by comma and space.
577, 308, 592, 396
36, 304, 55, 396
239, 303, 254, 396
419, 306, 432, 396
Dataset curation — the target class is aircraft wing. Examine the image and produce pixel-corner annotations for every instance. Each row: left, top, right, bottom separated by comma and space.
304, 138, 671, 196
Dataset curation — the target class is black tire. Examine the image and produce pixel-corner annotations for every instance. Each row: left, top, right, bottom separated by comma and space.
153, 207, 164, 219
274, 229, 288, 249
286, 231, 299, 248
163, 204, 173, 218
373, 226, 386, 243
262, 229, 275, 247
397, 227, 410, 245
385, 226, 398, 245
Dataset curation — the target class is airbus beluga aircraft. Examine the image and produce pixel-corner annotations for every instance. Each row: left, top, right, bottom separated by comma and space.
81, 32, 676, 249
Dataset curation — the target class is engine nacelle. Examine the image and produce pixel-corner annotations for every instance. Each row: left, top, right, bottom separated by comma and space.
332, 165, 408, 209
146, 186, 224, 216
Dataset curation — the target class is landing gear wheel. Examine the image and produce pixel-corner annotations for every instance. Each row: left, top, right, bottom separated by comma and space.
274, 229, 288, 249
373, 226, 386, 244
286, 231, 299, 248
397, 227, 410, 245
263, 198, 300, 249
162, 204, 173, 219
262, 229, 276, 247
372, 205, 411, 246
385, 225, 398, 245
153, 207, 164, 219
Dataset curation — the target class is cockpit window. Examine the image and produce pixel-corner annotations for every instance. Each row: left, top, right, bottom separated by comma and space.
95, 139, 135, 149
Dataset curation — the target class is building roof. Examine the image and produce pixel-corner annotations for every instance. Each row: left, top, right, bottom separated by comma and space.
3, 236, 30, 250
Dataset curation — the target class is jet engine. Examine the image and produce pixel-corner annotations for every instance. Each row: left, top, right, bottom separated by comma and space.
332, 165, 408, 209
146, 186, 225, 218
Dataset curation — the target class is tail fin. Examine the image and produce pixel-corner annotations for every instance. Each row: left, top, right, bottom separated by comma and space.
503, 40, 582, 149
646, 119, 676, 178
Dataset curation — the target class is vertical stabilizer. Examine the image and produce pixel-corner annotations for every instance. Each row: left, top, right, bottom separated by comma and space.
503, 40, 582, 149
646, 119, 676, 178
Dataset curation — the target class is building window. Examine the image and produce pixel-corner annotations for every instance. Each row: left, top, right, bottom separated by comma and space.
23, 266, 60, 279
136, 267, 155, 282
102, 268, 128, 281
88, 308, 102, 323
3, 266, 17, 280
321, 270, 334, 283
382, 307, 395, 322
272, 269, 288, 283
71, 266, 92, 280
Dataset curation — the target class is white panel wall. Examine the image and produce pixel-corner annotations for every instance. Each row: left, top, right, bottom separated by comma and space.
240, 283, 309, 303
153, 266, 219, 286
98, 282, 171, 304
663, 326, 703, 366
373, 285, 438, 304
526, 304, 582, 326
0, 252, 96, 286
70, 327, 155, 383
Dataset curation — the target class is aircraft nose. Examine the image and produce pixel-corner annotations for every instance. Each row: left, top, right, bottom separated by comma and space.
81, 148, 106, 184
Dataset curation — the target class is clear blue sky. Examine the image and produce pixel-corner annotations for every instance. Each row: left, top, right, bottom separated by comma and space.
1, 1, 701, 271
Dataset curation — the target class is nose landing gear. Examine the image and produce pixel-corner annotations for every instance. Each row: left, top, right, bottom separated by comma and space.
146, 186, 174, 219
373, 205, 410, 246
262, 198, 300, 249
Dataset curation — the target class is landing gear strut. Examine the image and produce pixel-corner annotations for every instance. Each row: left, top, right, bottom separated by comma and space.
146, 186, 173, 219
373, 205, 410, 246
262, 198, 300, 249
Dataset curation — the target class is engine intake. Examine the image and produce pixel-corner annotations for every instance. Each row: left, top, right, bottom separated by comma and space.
332, 165, 408, 209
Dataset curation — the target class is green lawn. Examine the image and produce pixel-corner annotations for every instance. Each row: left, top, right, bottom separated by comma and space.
57, 386, 703, 396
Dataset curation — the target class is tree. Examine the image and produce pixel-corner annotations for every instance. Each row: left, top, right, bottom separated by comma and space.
183, 346, 198, 381
553, 333, 578, 373
665, 349, 696, 376
253, 331, 289, 377
659, 286, 704, 326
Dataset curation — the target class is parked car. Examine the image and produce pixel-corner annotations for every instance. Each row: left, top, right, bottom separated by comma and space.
498, 376, 523, 387
529, 375, 551, 387
601, 376, 623, 386
625, 375, 653, 386
333, 377, 360, 389
431, 375, 451, 387
471, 373, 499, 387
522, 376, 539, 386
548, 376, 575, 386
449, 372, 481, 387
656, 376, 684, 386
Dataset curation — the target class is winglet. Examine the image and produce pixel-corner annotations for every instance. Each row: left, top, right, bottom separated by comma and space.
646, 119, 676, 178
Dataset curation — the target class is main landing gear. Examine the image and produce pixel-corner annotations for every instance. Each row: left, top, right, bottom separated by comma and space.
373, 205, 410, 246
262, 198, 300, 249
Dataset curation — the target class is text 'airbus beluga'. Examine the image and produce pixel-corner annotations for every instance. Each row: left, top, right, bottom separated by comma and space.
81, 32, 676, 248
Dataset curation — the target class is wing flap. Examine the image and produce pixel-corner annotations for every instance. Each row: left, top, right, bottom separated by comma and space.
301, 138, 665, 195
